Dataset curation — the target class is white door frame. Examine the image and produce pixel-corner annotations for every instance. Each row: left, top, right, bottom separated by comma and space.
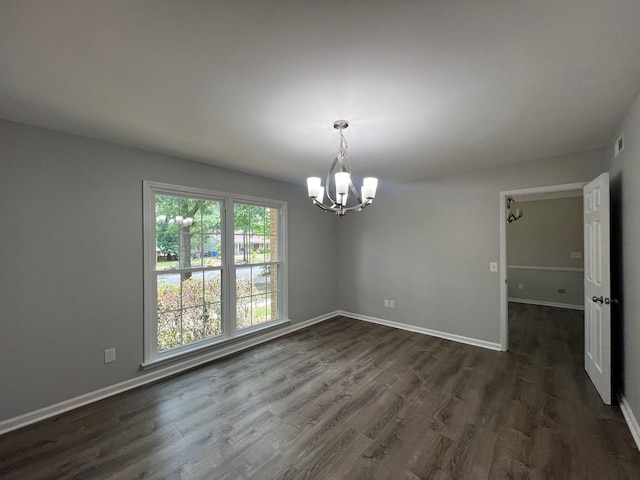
499, 181, 588, 351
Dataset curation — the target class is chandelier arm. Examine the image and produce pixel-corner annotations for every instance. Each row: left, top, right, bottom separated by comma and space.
324, 156, 340, 206
311, 197, 372, 215
339, 199, 372, 212
348, 179, 362, 204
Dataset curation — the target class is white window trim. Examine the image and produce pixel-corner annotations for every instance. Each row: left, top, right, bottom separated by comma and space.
142, 181, 288, 367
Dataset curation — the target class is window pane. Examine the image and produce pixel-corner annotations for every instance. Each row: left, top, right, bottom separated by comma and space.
157, 273, 181, 312
204, 270, 222, 303
158, 310, 181, 351
201, 201, 221, 231
203, 234, 222, 267
267, 235, 278, 262
204, 303, 223, 337
267, 209, 279, 261
181, 271, 204, 308
236, 266, 253, 298
254, 294, 268, 325
235, 265, 278, 330
155, 233, 179, 270
235, 233, 248, 264
250, 205, 265, 235
266, 266, 279, 321
236, 296, 252, 330
253, 265, 270, 293
181, 306, 207, 344
189, 234, 204, 268
254, 234, 267, 264
156, 195, 223, 271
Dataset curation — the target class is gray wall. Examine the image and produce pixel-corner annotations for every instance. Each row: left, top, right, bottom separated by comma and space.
507, 197, 584, 307
0, 119, 338, 421
608, 91, 640, 430
337, 150, 606, 344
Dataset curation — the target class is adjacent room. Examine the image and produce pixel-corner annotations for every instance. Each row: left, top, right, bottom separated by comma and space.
1, 1, 640, 478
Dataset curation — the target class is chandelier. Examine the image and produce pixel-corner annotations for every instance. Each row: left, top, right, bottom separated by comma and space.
306, 120, 378, 216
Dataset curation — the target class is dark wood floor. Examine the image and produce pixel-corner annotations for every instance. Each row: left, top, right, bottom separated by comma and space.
1, 304, 639, 479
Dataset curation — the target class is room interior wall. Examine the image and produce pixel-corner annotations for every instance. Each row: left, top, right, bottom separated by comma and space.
507, 197, 584, 308
608, 90, 640, 442
0, 119, 338, 422
337, 149, 606, 345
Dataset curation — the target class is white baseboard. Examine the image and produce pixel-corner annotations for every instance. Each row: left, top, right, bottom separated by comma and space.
619, 395, 640, 452
508, 297, 584, 311
338, 310, 502, 351
0, 312, 339, 436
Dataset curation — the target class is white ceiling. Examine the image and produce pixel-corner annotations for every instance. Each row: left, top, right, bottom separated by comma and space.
1, 1, 640, 185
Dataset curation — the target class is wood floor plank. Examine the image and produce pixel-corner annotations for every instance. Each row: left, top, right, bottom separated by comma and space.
2, 307, 640, 479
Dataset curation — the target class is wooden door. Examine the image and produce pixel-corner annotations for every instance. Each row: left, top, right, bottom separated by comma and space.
583, 172, 611, 405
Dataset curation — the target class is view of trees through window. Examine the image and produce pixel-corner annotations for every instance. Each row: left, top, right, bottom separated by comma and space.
234, 203, 279, 330
153, 194, 280, 353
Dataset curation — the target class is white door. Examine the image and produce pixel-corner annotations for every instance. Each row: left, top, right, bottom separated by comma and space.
583, 172, 611, 405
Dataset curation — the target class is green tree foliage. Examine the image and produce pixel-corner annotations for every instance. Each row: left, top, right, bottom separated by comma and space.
234, 204, 270, 235
156, 195, 222, 280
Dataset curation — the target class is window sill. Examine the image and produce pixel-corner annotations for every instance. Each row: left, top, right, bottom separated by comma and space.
140, 319, 291, 371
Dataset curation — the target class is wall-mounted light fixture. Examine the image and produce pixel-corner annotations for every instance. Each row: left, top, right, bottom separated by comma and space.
506, 196, 523, 223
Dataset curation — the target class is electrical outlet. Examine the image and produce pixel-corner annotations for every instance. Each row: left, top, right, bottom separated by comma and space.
384, 299, 389, 307
570, 252, 582, 259
518, 283, 524, 290
489, 262, 498, 272
558, 288, 565, 294
104, 348, 116, 364
389, 300, 395, 308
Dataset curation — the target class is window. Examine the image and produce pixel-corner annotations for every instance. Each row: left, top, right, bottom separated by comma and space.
234, 203, 280, 330
143, 182, 287, 364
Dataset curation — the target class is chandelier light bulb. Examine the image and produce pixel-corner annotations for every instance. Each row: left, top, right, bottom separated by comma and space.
307, 177, 321, 198
362, 177, 378, 199
335, 172, 350, 196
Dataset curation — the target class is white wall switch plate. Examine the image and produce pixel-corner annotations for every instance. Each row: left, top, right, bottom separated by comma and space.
389, 300, 395, 308
384, 299, 389, 307
489, 262, 498, 272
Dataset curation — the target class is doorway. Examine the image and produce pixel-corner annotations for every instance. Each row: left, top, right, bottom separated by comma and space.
499, 182, 587, 351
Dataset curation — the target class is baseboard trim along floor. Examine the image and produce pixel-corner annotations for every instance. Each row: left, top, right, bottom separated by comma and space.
339, 310, 502, 351
620, 394, 640, 452
508, 297, 584, 311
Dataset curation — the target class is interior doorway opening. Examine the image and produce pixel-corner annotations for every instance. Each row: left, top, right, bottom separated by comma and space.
499, 182, 587, 351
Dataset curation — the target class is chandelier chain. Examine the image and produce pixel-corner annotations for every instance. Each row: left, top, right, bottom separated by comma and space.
337, 126, 350, 171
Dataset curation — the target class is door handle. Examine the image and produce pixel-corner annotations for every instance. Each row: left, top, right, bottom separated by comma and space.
592, 296, 604, 304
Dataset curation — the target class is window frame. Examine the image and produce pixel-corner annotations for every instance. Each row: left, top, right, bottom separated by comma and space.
143, 181, 288, 366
